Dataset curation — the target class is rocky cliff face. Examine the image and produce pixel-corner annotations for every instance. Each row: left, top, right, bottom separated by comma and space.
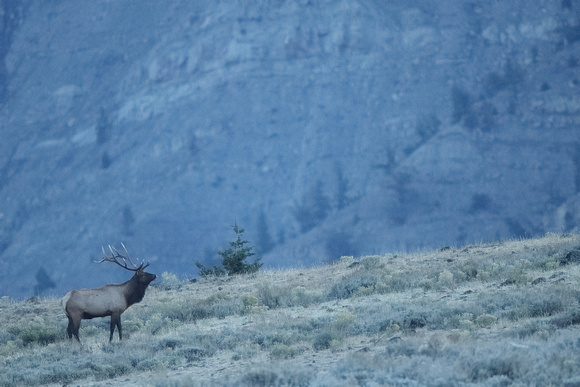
0, 0, 579, 298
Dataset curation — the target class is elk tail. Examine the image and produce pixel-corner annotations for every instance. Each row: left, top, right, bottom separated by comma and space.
61, 291, 72, 316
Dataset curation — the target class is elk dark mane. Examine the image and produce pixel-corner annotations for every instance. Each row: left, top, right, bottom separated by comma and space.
124, 274, 152, 305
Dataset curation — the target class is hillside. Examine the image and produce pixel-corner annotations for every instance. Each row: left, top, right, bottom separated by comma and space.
1, 233, 580, 386
1, 1, 580, 299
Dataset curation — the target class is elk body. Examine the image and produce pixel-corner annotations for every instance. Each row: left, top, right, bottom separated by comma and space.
62, 245, 156, 342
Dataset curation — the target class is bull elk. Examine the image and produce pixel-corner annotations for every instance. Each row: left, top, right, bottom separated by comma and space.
62, 244, 156, 342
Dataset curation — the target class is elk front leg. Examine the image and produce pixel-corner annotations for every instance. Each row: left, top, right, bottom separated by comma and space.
110, 313, 122, 341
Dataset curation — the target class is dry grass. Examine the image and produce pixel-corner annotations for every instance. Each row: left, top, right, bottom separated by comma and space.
1, 233, 580, 386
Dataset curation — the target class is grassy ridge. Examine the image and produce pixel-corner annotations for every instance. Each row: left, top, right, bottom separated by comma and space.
1, 233, 580, 386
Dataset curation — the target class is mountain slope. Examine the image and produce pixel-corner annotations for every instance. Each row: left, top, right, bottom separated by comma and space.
1, 233, 580, 385
0, 1, 579, 298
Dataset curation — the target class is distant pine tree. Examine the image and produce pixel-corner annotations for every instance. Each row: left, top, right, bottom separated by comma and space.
34, 268, 56, 296
257, 210, 275, 254
96, 107, 110, 145
122, 205, 135, 236
293, 180, 331, 233
335, 164, 349, 210
101, 151, 111, 169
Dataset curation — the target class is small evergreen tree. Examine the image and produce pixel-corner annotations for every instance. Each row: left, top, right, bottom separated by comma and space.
219, 223, 261, 275
196, 223, 261, 277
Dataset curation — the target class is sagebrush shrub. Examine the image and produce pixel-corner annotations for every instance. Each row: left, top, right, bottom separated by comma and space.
329, 272, 378, 299
8, 317, 60, 346
313, 332, 333, 351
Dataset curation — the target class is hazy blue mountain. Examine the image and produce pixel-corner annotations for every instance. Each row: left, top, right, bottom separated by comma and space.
1, 0, 579, 298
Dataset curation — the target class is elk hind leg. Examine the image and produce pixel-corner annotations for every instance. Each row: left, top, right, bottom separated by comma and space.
66, 316, 74, 339
67, 316, 81, 341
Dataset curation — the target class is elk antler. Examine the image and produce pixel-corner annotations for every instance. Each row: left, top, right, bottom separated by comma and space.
97, 243, 149, 271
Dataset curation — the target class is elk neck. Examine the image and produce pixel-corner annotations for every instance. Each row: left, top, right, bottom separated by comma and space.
122, 272, 153, 306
